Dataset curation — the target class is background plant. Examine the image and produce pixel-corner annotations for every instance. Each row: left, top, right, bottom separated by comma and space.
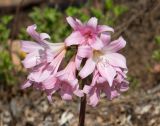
0, 15, 16, 85
152, 36, 160, 61
19, 0, 128, 42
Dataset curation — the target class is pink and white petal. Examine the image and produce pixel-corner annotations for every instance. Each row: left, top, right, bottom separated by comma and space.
75, 18, 83, 26
119, 80, 129, 92
90, 70, 99, 87
61, 93, 72, 100
97, 63, 116, 87
79, 58, 96, 79
66, 16, 79, 30
22, 51, 42, 68
97, 25, 114, 33
21, 80, 32, 89
56, 56, 77, 85
27, 64, 46, 82
105, 53, 127, 69
77, 45, 92, 58
75, 55, 83, 70
21, 40, 42, 53
40, 33, 51, 40
42, 76, 57, 90
47, 95, 52, 102
83, 85, 92, 94
37, 50, 65, 82
65, 31, 84, 46
46, 42, 65, 57
60, 84, 73, 100
88, 88, 100, 107
115, 67, 127, 78
103, 83, 112, 99
73, 88, 84, 97
100, 33, 111, 46
103, 37, 126, 53
110, 90, 120, 100
97, 76, 106, 84
90, 36, 104, 50
87, 17, 98, 29
27, 24, 41, 42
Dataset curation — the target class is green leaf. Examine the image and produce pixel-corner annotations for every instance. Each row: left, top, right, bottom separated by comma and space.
152, 50, 160, 61
155, 36, 160, 45
105, 0, 113, 10
113, 5, 128, 17
1, 15, 13, 25
90, 7, 103, 19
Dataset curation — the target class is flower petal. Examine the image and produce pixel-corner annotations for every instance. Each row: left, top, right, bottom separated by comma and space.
79, 58, 96, 79
90, 36, 104, 50
119, 80, 129, 92
97, 63, 116, 87
21, 80, 32, 89
102, 37, 126, 53
27, 24, 41, 42
60, 83, 73, 100
65, 31, 84, 46
87, 17, 98, 29
83, 85, 92, 94
66, 16, 80, 30
36, 50, 66, 82
21, 41, 42, 53
105, 53, 127, 69
97, 25, 114, 33
22, 51, 43, 68
40, 33, 50, 40
75, 55, 83, 70
88, 88, 100, 107
77, 45, 92, 58
42, 76, 58, 89
73, 86, 84, 97
110, 90, 120, 99
100, 33, 111, 46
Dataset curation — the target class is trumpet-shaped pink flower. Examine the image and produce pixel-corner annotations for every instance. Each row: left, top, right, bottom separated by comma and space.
83, 70, 129, 107
79, 36, 127, 87
21, 24, 66, 88
65, 17, 113, 69
65, 16, 114, 50
21, 24, 66, 69
40, 57, 83, 101
56, 57, 84, 100
28, 50, 66, 82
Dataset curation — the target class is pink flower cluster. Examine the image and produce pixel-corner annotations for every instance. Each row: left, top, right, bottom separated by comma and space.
21, 17, 129, 107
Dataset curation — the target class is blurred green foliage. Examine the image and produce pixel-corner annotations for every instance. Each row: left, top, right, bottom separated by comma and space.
128, 75, 140, 90
0, 15, 13, 44
19, 0, 128, 41
19, 7, 69, 42
152, 36, 160, 61
105, 0, 128, 25
0, 15, 16, 85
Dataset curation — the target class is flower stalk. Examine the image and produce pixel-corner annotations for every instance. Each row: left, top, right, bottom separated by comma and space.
78, 94, 86, 126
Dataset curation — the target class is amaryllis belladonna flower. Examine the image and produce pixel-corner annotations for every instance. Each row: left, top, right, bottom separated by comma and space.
79, 35, 128, 106
21, 25, 66, 94
21, 17, 129, 107
83, 69, 128, 107
79, 36, 127, 86
65, 17, 114, 69
65, 16, 114, 49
